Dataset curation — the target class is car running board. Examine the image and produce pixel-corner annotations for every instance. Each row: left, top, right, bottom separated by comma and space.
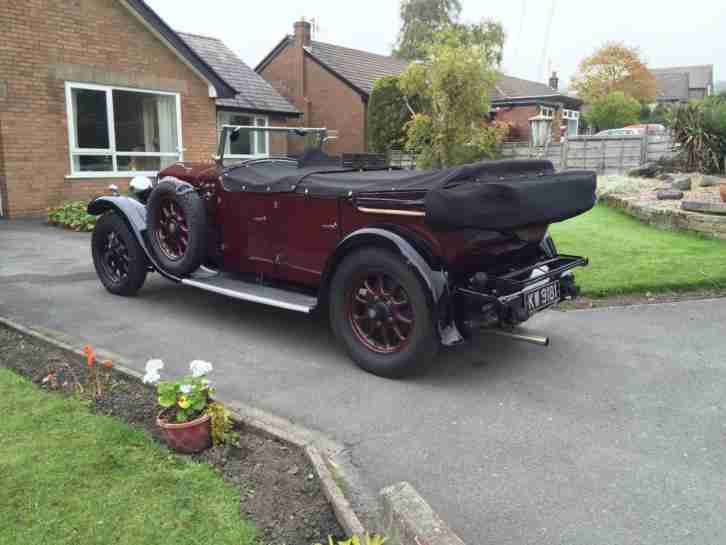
181, 272, 318, 314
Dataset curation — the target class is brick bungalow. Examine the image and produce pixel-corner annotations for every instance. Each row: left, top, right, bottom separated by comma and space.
491, 72, 583, 144
0, 0, 298, 218
256, 20, 582, 154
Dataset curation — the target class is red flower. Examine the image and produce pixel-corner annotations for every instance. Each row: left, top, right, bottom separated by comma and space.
83, 345, 96, 369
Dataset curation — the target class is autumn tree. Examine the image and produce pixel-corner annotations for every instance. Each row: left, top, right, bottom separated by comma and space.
399, 26, 506, 168
571, 42, 657, 104
585, 91, 641, 131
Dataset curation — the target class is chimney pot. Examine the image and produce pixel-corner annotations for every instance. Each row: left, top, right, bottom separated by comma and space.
294, 19, 312, 48
549, 71, 559, 91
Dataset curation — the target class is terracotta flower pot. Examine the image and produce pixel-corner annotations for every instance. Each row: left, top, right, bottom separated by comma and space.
720, 182, 726, 203
157, 410, 212, 454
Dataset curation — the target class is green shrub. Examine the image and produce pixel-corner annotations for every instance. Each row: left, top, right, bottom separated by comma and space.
47, 201, 96, 232
585, 91, 641, 131
368, 76, 414, 154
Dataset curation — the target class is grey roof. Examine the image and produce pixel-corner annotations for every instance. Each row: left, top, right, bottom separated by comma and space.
179, 32, 299, 115
308, 40, 410, 95
122, 1, 235, 98
654, 72, 690, 101
257, 35, 577, 106
651, 65, 714, 90
491, 74, 560, 101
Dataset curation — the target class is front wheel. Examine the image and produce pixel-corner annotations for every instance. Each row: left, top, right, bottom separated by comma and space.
329, 248, 439, 378
91, 212, 148, 296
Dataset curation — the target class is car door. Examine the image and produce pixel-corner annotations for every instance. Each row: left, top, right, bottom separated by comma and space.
219, 190, 275, 276
268, 194, 341, 287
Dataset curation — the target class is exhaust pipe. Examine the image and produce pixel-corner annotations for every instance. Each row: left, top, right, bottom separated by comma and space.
482, 328, 550, 347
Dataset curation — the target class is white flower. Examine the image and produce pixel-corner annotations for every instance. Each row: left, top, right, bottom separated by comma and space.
180, 383, 193, 394
142, 359, 164, 384
145, 359, 164, 373
142, 370, 161, 384
189, 360, 213, 378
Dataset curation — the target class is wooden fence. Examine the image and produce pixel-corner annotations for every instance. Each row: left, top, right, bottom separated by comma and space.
499, 133, 677, 173
391, 134, 677, 173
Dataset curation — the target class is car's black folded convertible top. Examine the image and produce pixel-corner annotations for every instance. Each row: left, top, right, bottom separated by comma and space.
222, 158, 597, 231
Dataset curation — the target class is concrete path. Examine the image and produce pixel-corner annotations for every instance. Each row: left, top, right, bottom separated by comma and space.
2, 219, 725, 545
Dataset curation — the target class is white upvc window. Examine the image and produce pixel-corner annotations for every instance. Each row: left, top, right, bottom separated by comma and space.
563, 109, 580, 136
540, 106, 555, 119
65, 82, 183, 177
217, 111, 269, 158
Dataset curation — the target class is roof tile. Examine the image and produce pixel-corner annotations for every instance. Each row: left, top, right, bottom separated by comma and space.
179, 32, 299, 115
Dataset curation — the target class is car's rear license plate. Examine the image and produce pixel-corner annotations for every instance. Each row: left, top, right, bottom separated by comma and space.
525, 281, 560, 313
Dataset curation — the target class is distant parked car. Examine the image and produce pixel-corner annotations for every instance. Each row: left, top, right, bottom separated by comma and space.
595, 128, 644, 137
626, 124, 667, 135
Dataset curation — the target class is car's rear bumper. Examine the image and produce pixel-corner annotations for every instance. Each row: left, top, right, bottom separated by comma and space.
452, 255, 588, 332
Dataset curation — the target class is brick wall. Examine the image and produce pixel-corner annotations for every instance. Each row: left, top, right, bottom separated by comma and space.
258, 42, 368, 155
495, 105, 538, 141
0, 0, 219, 217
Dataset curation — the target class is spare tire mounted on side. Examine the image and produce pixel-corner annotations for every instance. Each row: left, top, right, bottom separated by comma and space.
147, 179, 207, 277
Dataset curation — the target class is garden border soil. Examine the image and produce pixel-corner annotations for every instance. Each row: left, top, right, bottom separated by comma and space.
0, 316, 470, 545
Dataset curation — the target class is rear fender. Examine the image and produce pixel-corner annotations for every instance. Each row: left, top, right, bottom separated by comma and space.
320, 227, 462, 346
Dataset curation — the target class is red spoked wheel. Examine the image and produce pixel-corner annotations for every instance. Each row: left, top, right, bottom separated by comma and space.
330, 247, 439, 378
155, 198, 189, 261
146, 180, 207, 277
347, 273, 415, 354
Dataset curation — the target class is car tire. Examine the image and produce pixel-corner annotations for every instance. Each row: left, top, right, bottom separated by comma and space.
147, 180, 207, 277
329, 247, 439, 378
91, 212, 148, 296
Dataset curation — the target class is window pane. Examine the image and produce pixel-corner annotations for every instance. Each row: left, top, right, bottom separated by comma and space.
73, 155, 113, 172
113, 91, 178, 153
255, 118, 268, 155
117, 155, 161, 171
72, 89, 109, 149
221, 113, 253, 155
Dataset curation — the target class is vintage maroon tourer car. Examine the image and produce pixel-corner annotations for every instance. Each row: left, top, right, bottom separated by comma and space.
88, 126, 596, 378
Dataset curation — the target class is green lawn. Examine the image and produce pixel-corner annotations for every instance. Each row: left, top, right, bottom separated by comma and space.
0, 368, 257, 545
550, 204, 726, 297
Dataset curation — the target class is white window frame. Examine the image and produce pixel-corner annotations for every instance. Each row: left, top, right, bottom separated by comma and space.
217, 112, 269, 158
64, 82, 183, 179
540, 106, 555, 119
563, 109, 580, 136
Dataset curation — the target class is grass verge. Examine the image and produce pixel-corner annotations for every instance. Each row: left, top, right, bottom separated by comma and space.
0, 368, 257, 545
550, 204, 726, 297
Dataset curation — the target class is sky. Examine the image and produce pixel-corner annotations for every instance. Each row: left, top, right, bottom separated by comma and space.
146, 0, 723, 88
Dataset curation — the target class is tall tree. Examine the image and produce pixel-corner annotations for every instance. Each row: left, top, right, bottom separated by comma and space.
571, 42, 657, 104
399, 26, 506, 167
393, 0, 462, 60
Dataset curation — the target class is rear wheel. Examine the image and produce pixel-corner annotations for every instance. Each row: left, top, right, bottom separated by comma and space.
330, 248, 439, 378
91, 212, 148, 296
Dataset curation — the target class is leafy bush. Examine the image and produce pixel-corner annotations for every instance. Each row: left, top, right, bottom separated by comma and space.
367, 76, 412, 153
585, 91, 641, 131
47, 201, 96, 232
669, 99, 726, 173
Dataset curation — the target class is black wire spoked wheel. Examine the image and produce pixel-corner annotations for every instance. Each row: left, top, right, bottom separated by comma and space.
330, 247, 439, 378
91, 212, 148, 296
155, 198, 189, 261
100, 230, 129, 283
347, 272, 415, 355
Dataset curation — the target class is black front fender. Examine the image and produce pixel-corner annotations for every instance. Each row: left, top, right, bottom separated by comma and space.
88, 196, 148, 247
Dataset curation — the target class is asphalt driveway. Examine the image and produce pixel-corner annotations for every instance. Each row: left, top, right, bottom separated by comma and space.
2, 219, 725, 545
